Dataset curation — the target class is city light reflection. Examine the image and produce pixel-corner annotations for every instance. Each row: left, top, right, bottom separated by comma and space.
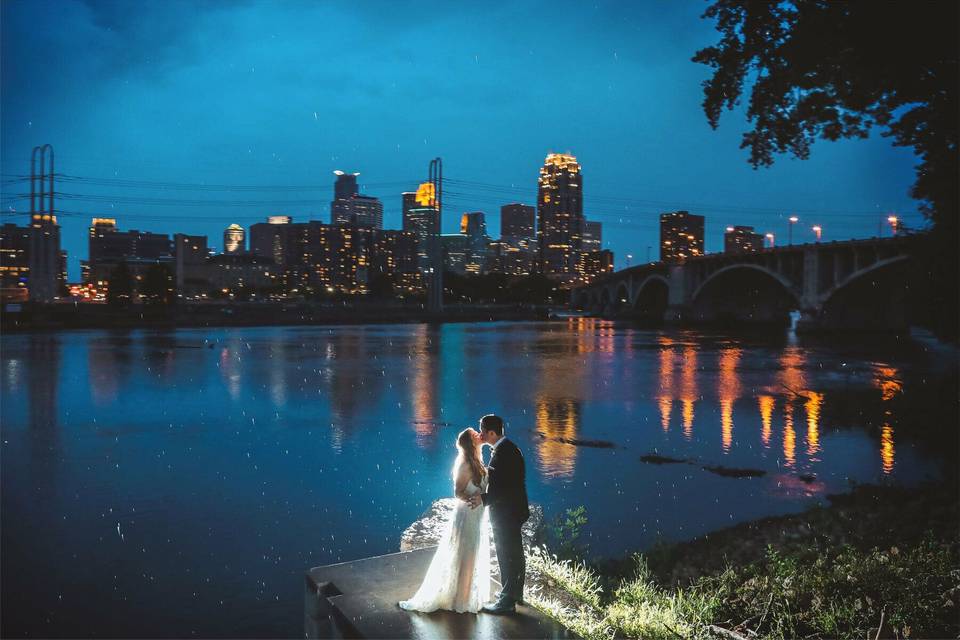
658, 337, 674, 431
680, 345, 697, 439
534, 397, 580, 479
758, 394, 774, 448
805, 391, 823, 458
411, 325, 440, 448
783, 401, 797, 468
881, 424, 895, 474
873, 364, 902, 401
718, 346, 741, 453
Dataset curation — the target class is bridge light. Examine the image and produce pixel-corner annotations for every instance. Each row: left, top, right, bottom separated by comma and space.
887, 215, 899, 236
812, 225, 822, 242
788, 216, 798, 245
765, 233, 775, 248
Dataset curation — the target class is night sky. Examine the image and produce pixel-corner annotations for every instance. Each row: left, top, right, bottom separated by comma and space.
2, 0, 925, 280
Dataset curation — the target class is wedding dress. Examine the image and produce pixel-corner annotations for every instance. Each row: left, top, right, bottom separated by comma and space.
399, 474, 490, 613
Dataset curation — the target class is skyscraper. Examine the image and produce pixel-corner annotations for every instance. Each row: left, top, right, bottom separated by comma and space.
460, 212, 487, 243
27, 213, 61, 302
660, 211, 704, 262
1, 223, 32, 302
82, 218, 173, 294
401, 192, 420, 232
723, 225, 764, 254
537, 153, 584, 282
223, 223, 245, 254
583, 220, 602, 252
501, 203, 535, 242
405, 183, 440, 275
331, 171, 383, 229
174, 233, 209, 297
250, 216, 292, 269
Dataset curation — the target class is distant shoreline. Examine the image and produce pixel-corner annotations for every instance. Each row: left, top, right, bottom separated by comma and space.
0, 301, 557, 333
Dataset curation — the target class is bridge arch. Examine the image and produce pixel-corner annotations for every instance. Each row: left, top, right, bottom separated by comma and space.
630, 275, 670, 323
691, 264, 801, 305
818, 255, 910, 307
817, 255, 911, 331
691, 263, 801, 326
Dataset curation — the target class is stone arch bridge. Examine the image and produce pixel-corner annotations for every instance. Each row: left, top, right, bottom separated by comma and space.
571, 236, 917, 331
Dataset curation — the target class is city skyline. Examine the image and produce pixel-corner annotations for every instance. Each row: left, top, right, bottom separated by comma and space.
0, 1, 926, 281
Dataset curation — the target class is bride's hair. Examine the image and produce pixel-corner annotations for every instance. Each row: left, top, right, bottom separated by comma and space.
454, 428, 486, 486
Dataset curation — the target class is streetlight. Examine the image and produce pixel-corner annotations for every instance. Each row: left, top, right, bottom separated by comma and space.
788, 216, 799, 245
812, 225, 822, 242
887, 215, 899, 236
765, 232, 775, 248
626, 253, 633, 268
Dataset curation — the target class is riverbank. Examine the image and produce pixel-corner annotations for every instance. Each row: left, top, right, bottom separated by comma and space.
528, 481, 959, 640
0, 300, 552, 332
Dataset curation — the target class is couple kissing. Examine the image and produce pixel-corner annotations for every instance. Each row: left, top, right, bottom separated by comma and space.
399, 414, 530, 615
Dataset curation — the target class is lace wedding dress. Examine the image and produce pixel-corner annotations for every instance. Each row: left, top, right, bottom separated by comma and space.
399, 475, 490, 613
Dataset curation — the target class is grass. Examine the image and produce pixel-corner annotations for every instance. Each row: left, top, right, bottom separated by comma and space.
524, 535, 959, 640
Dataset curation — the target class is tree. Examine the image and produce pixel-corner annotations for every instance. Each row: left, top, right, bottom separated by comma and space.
368, 271, 395, 299
693, 1, 957, 230
694, 1, 958, 339
106, 261, 133, 307
141, 263, 174, 305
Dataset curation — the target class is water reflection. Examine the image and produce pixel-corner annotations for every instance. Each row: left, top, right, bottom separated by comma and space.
680, 345, 697, 440
805, 392, 823, 459
873, 363, 901, 474
411, 324, 442, 448
28, 335, 60, 457
758, 395, 774, 448
534, 398, 581, 479
657, 337, 674, 431
881, 424, 896, 474
718, 346, 741, 454
656, 338, 698, 438
0, 324, 947, 639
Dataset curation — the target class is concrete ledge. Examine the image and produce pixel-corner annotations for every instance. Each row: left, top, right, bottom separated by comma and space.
305, 547, 576, 639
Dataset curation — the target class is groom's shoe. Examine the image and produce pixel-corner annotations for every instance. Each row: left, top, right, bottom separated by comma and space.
480, 598, 516, 615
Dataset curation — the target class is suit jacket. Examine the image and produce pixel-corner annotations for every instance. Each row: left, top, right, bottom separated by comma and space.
480, 438, 530, 524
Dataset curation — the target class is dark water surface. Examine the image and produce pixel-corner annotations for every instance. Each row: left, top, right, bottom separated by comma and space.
1, 320, 952, 637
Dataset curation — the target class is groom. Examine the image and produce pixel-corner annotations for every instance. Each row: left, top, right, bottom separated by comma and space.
468, 414, 530, 614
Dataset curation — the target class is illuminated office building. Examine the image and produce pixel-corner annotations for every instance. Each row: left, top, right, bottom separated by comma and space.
487, 238, 537, 276
501, 203, 535, 242
331, 171, 383, 229
724, 225, 764, 254
250, 217, 292, 268
174, 234, 209, 297
372, 229, 420, 291
82, 218, 173, 293
405, 183, 441, 275
578, 249, 615, 284
250, 216, 416, 295
25, 213, 62, 302
583, 220, 602, 252
537, 153, 584, 283
1, 223, 32, 302
223, 224, 245, 254
660, 211, 704, 262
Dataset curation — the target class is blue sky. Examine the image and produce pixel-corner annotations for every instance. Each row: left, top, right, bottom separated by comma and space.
2, 0, 924, 279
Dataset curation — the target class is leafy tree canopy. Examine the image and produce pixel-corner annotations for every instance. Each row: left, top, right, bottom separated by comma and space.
694, 0, 958, 229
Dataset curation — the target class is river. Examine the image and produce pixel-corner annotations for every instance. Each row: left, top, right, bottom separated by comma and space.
1, 320, 952, 637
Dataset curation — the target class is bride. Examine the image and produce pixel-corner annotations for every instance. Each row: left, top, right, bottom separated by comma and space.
399, 428, 490, 614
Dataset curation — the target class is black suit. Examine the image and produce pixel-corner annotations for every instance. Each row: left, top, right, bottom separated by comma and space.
480, 438, 529, 604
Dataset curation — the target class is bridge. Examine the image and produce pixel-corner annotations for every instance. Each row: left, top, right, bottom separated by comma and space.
571, 236, 917, 331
